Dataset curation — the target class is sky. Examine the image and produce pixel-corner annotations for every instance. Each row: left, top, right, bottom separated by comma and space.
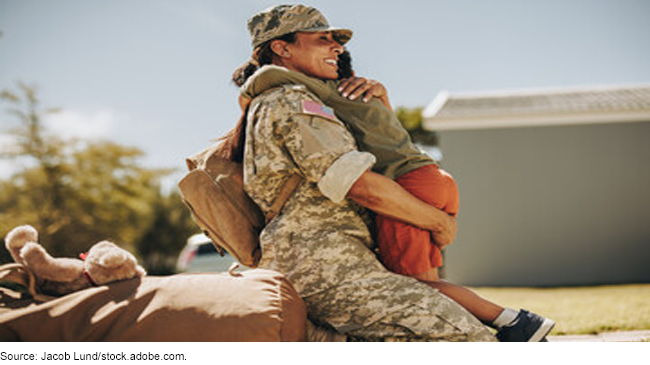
1, 0, 649, 189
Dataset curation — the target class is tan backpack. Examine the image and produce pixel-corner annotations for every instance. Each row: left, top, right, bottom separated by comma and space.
177, 143, 301, 268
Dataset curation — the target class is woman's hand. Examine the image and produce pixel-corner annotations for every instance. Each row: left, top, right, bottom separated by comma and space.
338, 76, 392, 111
431, 216, 457, 250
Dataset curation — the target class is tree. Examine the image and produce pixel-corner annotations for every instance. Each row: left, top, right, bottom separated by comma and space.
1, 82, 72, 252
394, 106, 439, 147
135, 190, 196, 275
0, 83, 176, 266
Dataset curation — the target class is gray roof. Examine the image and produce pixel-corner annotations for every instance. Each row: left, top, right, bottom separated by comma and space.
423, 84, 650, 131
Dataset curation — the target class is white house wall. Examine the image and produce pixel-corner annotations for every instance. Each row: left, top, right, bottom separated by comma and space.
437, 121, 650, 286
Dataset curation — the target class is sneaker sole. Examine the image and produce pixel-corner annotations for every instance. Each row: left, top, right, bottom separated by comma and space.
528, 318, 556, 342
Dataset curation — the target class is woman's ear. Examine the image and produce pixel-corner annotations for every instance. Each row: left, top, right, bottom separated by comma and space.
270, 40, 290, 58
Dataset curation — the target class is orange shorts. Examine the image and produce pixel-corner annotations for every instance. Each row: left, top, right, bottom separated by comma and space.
376, 165, 459, 276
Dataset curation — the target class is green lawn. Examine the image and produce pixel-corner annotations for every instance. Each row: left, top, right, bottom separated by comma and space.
472, 284, 650, 335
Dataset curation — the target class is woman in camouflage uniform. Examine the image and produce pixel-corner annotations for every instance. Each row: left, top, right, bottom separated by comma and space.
223, 4, 496, 341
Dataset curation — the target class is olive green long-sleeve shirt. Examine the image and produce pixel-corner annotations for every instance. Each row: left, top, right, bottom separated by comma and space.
241, 65, 435, 180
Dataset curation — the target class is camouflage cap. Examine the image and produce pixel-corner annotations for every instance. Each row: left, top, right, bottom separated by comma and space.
247, 4, 353, 49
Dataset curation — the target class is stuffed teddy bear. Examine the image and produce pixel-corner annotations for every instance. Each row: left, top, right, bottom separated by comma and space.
4, 225, 146, 296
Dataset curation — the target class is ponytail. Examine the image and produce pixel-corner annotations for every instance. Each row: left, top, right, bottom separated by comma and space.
231, 32, 297, 87
231, 58, 261, 88
216, 33, 298, 162
214, 104, 249, 163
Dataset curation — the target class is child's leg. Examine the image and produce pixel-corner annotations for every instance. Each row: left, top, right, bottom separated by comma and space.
427, 268, 556, 341
377, 165, 502, 324
376, 166, 555, 340
415, 268, 503, 324
376, 164, 457, 276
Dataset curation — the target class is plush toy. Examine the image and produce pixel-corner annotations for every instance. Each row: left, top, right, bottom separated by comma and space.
4, 225, 146, 296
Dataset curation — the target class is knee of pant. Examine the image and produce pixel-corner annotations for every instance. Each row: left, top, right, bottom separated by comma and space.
442, 173, 459, 203
440, 170, 457, 188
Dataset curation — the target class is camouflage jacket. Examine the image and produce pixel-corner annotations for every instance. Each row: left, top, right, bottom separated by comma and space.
243, 84, 385, 297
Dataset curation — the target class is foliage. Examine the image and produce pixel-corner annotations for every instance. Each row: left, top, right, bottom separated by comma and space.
0, 82, 192, 274
394, 106, 439, 147
135, 190, 197, 275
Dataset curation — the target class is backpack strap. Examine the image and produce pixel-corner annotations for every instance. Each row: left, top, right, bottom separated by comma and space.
265, 174, 302, 224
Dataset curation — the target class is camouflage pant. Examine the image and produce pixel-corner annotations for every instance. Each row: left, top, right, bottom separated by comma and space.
303, 275, 496, 342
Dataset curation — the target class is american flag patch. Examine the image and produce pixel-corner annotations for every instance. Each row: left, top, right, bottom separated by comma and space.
302, 100, 337, 120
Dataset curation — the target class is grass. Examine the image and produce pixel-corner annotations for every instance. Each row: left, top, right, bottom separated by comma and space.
471, 284, 650, 335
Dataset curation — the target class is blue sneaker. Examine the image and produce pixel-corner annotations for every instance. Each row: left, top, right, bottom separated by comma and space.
496, 309, 556, 342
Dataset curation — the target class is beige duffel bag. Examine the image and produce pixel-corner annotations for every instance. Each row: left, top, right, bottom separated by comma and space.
0, 266, 311, 341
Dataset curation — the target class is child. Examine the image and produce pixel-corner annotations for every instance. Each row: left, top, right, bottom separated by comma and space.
239, 53, 555, 342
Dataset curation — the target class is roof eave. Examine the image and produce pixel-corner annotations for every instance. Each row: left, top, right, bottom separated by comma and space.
424, 110, 650, 131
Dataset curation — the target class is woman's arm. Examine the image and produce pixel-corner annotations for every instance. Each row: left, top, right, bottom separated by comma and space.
337, 77, 452, 243
347, 170, 457, 249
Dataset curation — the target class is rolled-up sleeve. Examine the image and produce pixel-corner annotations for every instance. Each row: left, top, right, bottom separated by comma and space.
318, 150, 376, 203
282, 112, 375, 203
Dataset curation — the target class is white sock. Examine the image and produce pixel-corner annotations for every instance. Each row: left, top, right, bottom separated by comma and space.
492, 308, 520, 329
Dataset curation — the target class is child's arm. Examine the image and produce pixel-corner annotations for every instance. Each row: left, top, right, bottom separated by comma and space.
338, 76, 393, 111
242, 65, 393, 111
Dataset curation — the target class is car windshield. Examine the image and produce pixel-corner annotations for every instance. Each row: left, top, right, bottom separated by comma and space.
197, 243, 220, 255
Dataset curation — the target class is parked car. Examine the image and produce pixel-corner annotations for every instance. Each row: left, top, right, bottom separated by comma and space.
176, 233, 248, 273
